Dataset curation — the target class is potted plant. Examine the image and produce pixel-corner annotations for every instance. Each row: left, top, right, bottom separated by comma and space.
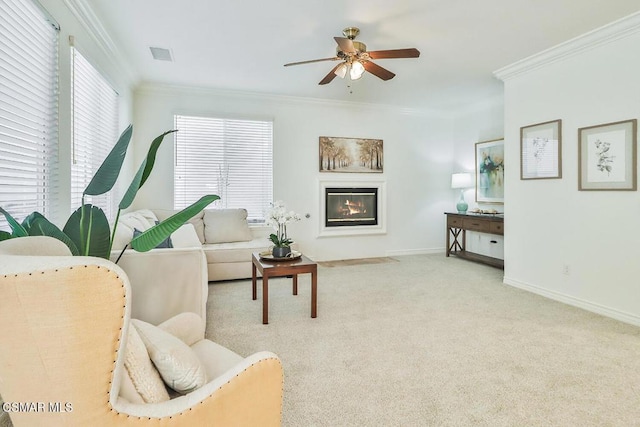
0, 125, 218, 260
267, 201, 301, 258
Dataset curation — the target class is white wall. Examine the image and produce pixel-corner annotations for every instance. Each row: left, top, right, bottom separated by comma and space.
133, 85, 454, 261
37, 0, 135, 226
452, 96, 505, 212
497, 14, 640, 325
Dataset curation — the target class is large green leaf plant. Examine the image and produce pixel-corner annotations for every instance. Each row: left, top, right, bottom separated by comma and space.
0, 125, 218, 261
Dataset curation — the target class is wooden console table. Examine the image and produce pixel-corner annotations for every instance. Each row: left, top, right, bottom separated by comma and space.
445, 212, 504, 269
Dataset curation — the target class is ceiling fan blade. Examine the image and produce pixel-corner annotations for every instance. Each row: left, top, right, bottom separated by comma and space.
334, 36, 356, 53
363, 61, 396, 81
368, 48, 420, 60
319, 64, 342, 85
284, 57, 340, 67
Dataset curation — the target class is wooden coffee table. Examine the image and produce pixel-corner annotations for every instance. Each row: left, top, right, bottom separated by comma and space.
252, 252, 317, 324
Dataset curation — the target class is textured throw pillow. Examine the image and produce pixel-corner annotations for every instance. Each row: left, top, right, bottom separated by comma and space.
132, 221, 173, 249
132, 319, 207, 394
122, 325, 170, 403
203, 208, 252, 244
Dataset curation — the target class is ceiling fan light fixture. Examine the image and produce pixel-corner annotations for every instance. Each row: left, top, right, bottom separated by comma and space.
350, 60, 365, 80
334, 63, 348, 79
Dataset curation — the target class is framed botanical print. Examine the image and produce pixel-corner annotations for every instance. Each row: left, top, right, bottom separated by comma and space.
578, 119, 637, 191
475, 138, 504, 204
520, 119, 562, 180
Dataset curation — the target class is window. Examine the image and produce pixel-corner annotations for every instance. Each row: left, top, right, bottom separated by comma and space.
174, 115, 273, 223
0, 0, 59, 230
70, 45, 119, 220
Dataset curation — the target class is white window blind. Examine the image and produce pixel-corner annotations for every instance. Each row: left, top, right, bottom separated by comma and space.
70, 46, 119, 219
174, 115, 273, 223
0, 0, 59, 230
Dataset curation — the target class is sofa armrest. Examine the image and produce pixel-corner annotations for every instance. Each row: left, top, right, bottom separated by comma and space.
110, 247, 208, 327
113, 351, 283, 426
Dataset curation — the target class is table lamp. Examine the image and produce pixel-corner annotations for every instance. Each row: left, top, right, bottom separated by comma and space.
451, 173, 473, 214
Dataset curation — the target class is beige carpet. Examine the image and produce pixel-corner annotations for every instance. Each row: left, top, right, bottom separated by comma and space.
206, 254, 640, 426
318, 257, 399, 267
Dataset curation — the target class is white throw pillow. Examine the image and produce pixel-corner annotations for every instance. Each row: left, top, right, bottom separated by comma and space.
111, 210, 160, 251
169, 224, 203, 249
203, 208, 253, 244
122, 325, 170, 403
132, 319, 208, 394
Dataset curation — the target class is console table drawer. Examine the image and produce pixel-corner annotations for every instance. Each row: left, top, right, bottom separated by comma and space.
489, 221, 504, 235
463, 218, 490, 233
447, 216, 464, 228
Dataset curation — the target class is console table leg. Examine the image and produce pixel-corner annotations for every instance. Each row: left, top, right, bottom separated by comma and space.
293, 274, 298, 295
311, 271, 317, 318
263, 275, 269, 325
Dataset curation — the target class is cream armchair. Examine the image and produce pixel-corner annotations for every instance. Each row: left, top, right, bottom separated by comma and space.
0, 237, 283, 427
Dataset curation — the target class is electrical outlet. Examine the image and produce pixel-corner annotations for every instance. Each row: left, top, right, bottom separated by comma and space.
562, 265, 570, 275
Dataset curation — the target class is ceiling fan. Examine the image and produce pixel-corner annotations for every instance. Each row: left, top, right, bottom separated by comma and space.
284, 27, 420, 85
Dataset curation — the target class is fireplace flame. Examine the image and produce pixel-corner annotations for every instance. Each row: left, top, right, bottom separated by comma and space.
343, 199, 367, 216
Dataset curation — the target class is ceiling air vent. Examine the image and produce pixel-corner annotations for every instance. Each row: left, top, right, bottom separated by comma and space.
149, 47, 173, 61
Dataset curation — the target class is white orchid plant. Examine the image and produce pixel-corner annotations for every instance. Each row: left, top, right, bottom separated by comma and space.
267, 200, 301, 248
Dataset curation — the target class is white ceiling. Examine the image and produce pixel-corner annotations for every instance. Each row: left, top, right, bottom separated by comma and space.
89, 0, 639, 112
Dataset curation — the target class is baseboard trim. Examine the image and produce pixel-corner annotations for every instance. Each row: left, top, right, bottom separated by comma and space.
503, 276, 640, 327
386, 248, 443, 257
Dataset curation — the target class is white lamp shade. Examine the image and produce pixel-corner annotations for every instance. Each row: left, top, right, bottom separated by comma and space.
350, 61, 365, 80
334, 63, 348, 79
451, 172, 473, 189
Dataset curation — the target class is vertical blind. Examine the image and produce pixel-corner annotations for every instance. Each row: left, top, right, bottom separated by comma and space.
0, 0, 59, 230
174, 115, 273, 223
70, 46, 118, 220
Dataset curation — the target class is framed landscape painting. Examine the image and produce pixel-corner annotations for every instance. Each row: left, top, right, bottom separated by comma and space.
319, 136, 383, 173
475, 138, 504, 204
578, 119, 637, 191
520, 119, 562, 180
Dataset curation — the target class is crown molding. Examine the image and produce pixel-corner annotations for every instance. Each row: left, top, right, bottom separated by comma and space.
452, 93, 504, 117
63, 0, 138, 85
135, 82, 452, 119
494, 11, 640, 81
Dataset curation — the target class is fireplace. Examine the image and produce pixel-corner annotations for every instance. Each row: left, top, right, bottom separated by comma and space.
325, 187, 378, 227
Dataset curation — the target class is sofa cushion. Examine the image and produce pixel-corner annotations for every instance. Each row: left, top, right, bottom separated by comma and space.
203, 238, 271, 264
204, 209, 253, 244
169, 223, 202, 248
122, 324, 170, 403
191, 340, 244, 381
158, 312, 205, 347
132, 319, 208, 394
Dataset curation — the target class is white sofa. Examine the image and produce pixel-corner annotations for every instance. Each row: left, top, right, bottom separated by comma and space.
110, 208, 275, 326
153, 208, 275, 282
